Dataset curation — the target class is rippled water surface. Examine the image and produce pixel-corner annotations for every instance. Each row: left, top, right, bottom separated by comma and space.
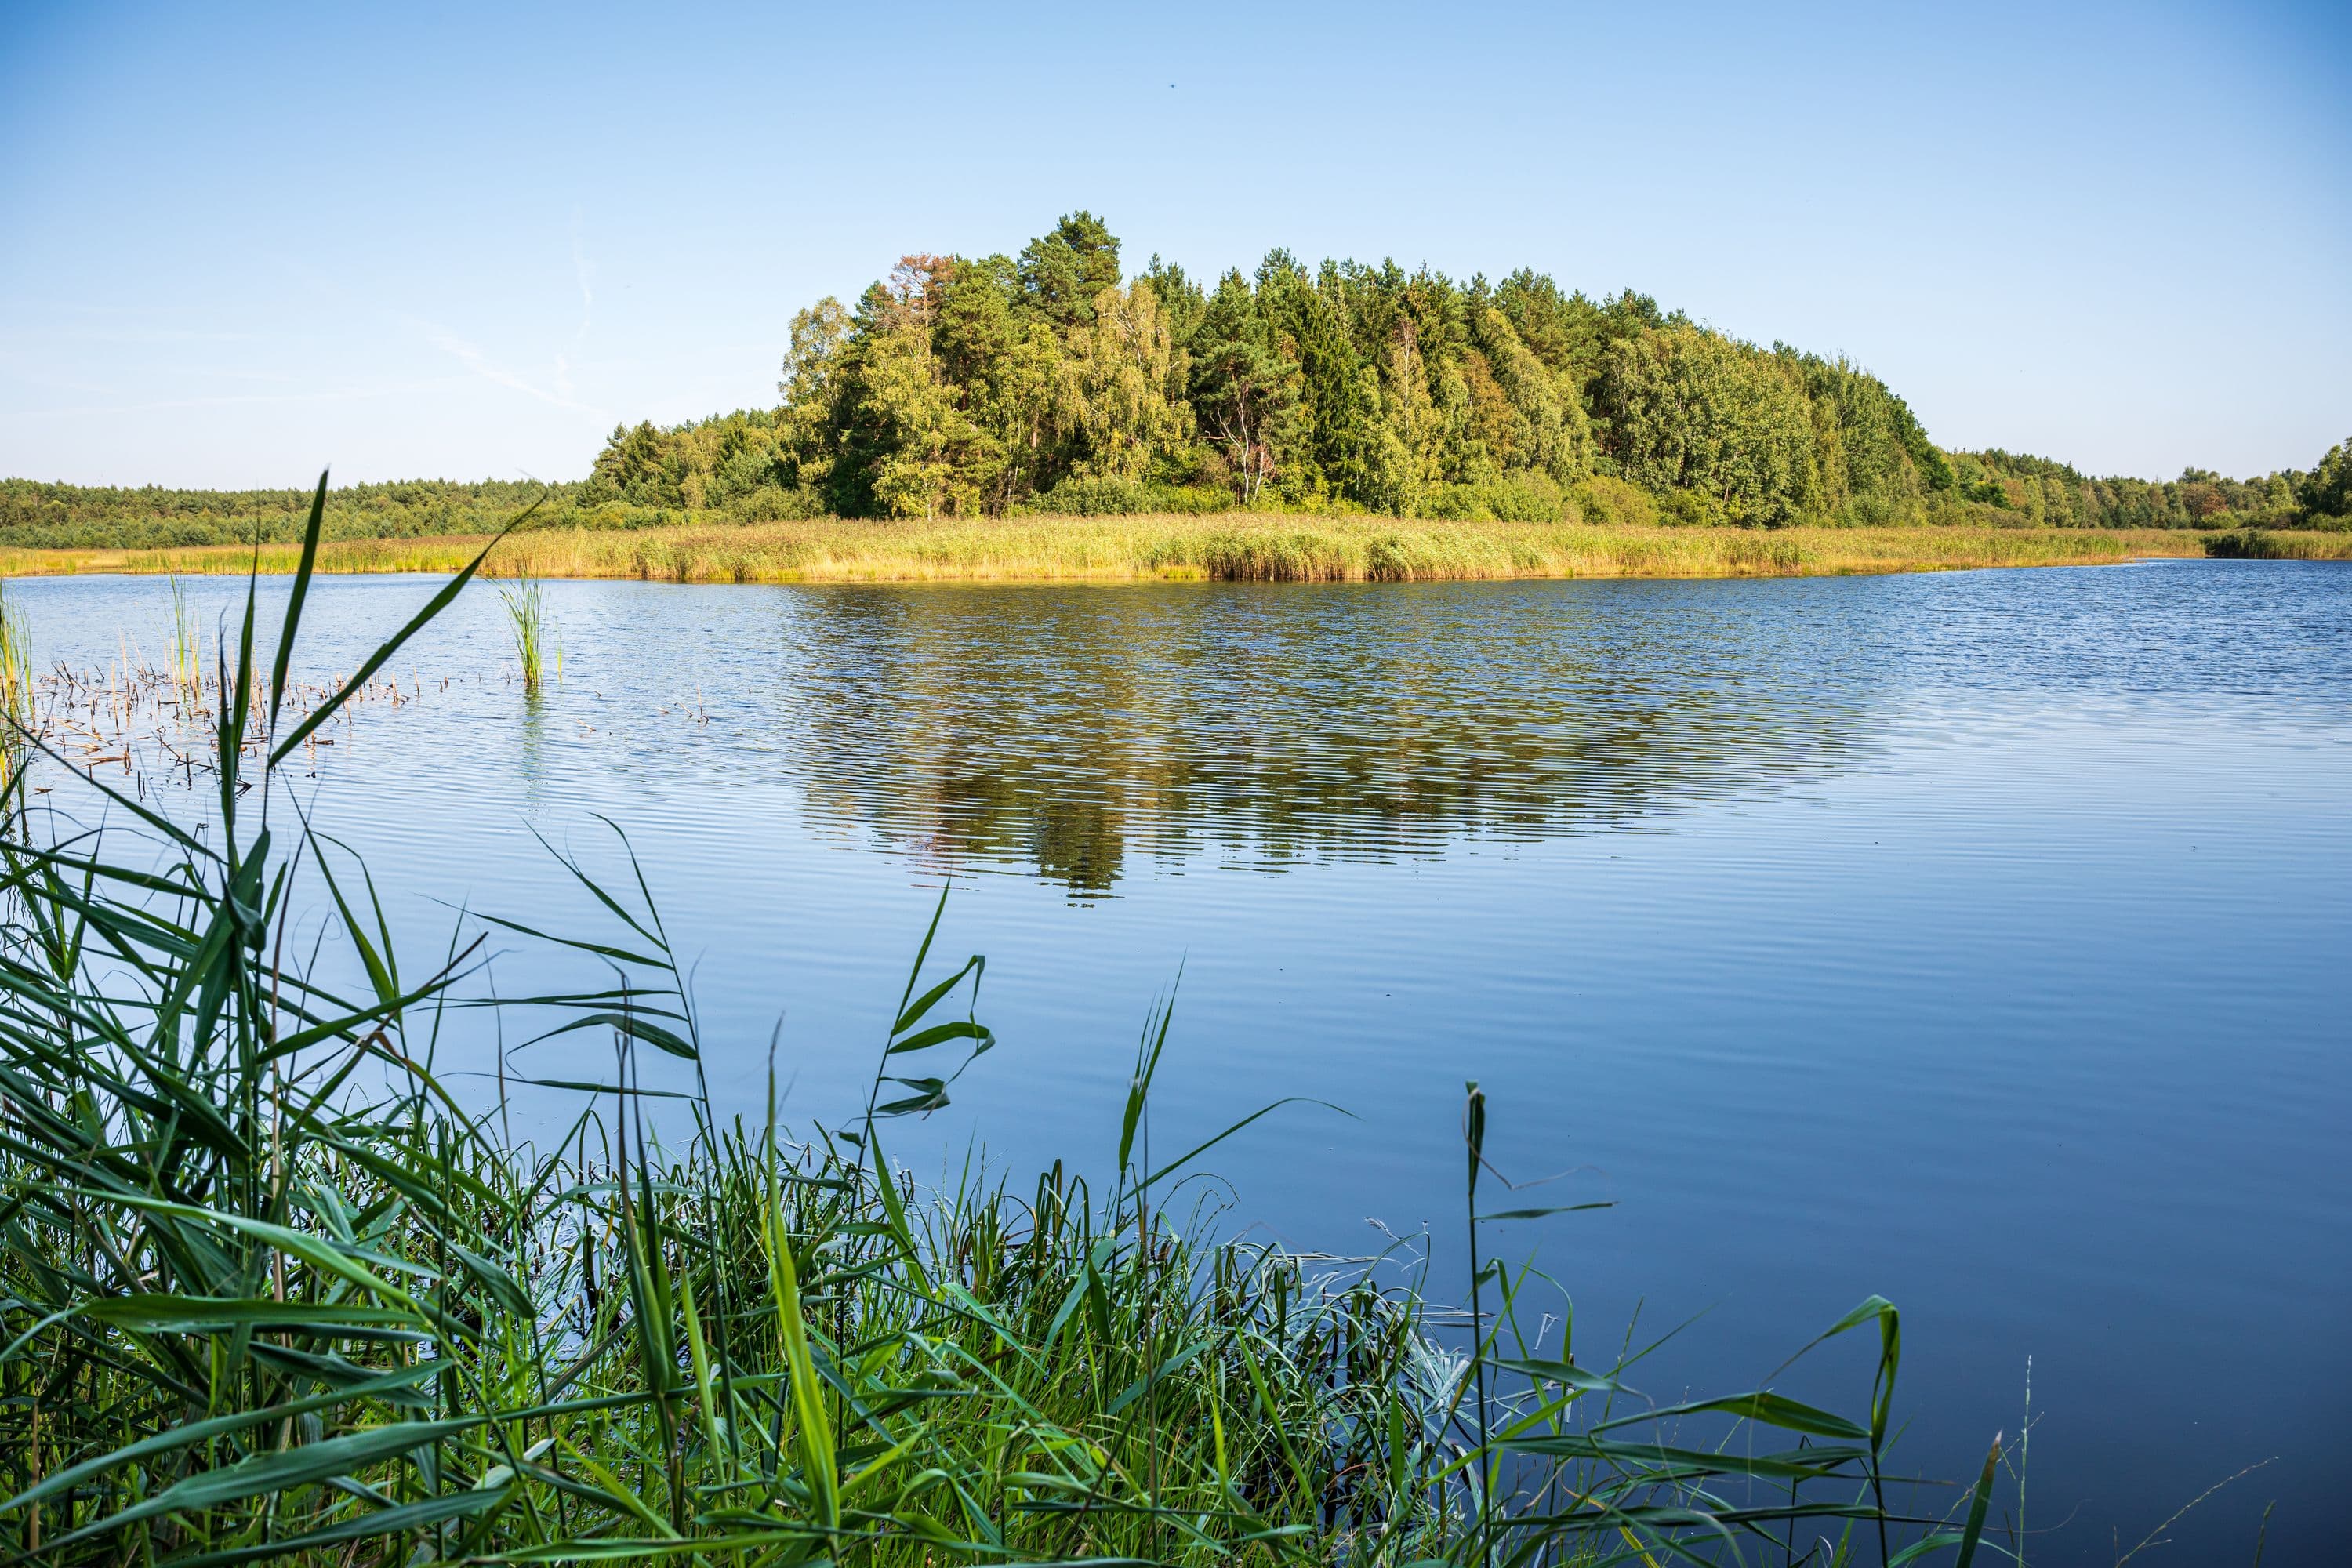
14, 561, 2350, 1563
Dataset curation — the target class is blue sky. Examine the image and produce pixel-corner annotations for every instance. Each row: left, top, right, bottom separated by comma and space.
2, 0, 2346, 488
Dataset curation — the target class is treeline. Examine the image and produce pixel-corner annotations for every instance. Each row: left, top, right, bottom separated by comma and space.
6, 212, 2346, 545
581, 212, 2348, 532
1948, 447, 2347, 531
0, 477, 594, 551
589, 212, 1955, 528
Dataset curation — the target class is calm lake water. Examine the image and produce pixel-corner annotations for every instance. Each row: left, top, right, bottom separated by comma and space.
13, 561, 2350, 1563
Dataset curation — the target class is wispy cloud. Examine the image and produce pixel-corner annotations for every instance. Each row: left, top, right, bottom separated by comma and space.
559, 212, 596, 401
418, 321, 606, 420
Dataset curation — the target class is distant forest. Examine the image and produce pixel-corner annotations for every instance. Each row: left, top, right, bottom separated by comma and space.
6, 212, 2346, 550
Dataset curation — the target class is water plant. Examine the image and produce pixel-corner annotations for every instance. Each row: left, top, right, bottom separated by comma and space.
0, 583, 27, 798
0, 476, 2009, 1565
167, 573, 201, 693
499, 573, 547, 693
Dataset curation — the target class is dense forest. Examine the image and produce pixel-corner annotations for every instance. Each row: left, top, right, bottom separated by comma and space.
593, 213, 1961, 528
582, 212, 2347, 532
6, 212, 2345, 548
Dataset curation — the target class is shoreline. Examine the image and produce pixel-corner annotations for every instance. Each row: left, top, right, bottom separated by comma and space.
2, 514, 2337, 585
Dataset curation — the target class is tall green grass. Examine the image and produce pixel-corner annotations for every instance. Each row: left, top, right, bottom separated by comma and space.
499, 575, 548, 694
0, 475, 2007, 1565
2202, 528, 2352, 561
168, 575, 202, 693
0, 583, 27, 797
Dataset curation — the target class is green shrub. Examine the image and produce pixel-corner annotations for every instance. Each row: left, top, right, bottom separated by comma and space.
729, 483, 830, 522
1414, 473, 1568, 524
1657, 488, 1726, 528
1033, 477, 1231, 515
1567, 474, 1658, 528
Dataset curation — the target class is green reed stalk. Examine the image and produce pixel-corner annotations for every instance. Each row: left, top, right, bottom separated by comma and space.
1464, 1081, 1494, 1568
168, 575, 201, 692
0, 584, 27, 802
499, 574, 546, 694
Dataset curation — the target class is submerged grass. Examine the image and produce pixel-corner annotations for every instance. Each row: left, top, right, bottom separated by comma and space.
0, 513, 2220, 585
0, 477, 2014, 1565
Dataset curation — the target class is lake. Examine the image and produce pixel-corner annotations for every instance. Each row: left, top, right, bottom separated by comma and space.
11, 560, 2349, 1563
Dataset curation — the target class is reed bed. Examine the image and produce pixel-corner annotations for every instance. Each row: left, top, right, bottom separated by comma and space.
2200, 528, 2352, 561
0, 480, 2012, 1566
0, 514, 2213, 586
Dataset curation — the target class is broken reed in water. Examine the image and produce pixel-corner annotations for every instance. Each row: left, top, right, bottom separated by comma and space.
0, 513, 2288, 586
0, 474, 2012, 1566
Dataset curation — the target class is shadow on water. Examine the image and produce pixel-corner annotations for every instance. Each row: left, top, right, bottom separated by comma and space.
773, 583, 1883, 892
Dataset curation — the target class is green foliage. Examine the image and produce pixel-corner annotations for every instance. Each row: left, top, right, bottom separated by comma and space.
1657, 487, 1728, 528
589, 217, 1964, 528
1792, 351, 1941, 521
2203, 527, 2352, 559
1568, 474, 1661, 528
1259, 254, 1385, 506
1598, 327, 1821, 526
2301, 434, 2352, 520
1030, 476, 1231, 515
1947, 448, 2318, 531
1018, 209, 1122, 328
1189, 269, 1303, 506
1414, 473, 1571, 524
0, 477, 583, 550
588, 408, 798, 513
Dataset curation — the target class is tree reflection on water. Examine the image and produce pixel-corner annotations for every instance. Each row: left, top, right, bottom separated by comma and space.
773, 582, 1880, 893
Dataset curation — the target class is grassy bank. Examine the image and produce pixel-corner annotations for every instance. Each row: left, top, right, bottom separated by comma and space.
0, 492, 2005, 1565
0, 513, 2250, 584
